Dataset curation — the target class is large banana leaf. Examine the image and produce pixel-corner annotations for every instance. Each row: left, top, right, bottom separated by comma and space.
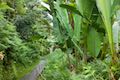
54, 0, 84, 55
54, 0, 73, 37
76, 0, 95, 19
75, 0, 96, 57
87, 28, 101, 57
75, 0, 95, 43
73, 14, 81, 41
59, 4, 84, 17
96, 0, 115, 56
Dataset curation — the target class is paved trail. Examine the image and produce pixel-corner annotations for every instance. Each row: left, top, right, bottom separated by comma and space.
21, 60, 46, 80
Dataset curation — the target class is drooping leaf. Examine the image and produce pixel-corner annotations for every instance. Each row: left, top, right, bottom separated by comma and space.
54, 0, 73, 37
87, 28, 101, 57
73, 14, 81, 41
76, 0, 95, 19
60, 4, 84, 18
60, 4, 91, 23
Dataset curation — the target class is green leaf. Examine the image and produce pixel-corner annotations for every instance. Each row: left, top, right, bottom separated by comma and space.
0, 2, 14, 10
96, 0, 115, 55
112, 0, 120, 13
76, 0, 95, 19
87, 28, 101, 57
60, 3, 91, 23
73, 14, 81, 41
54, 0, 73, 37
60, 4, 84, 18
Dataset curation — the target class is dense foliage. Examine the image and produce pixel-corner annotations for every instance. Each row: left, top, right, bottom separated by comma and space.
0, 0, 52, 79
42, 0, 120, 80
0, 0, 120, 80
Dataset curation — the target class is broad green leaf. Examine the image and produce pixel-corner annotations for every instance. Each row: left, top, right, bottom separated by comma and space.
96, 0, 115, 55
60, 4, 90, 23
60, 4, 84, 18
53, 17, 65, 43
76, 0, 95, 19
54, 0, 73, 37
74, 0, 95, 41
87, 28, 101, 57
73, 14, 81, 41
75, 0, 83, 14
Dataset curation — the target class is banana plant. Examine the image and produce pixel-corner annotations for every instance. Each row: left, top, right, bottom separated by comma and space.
96, 0, 118, 63
75, 0, 102, 59
52, 0, 120, 62
54, 0, 102, 59
54, 0, 85, 56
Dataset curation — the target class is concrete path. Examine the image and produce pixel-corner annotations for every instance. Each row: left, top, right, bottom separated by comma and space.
21, 60, 46, 80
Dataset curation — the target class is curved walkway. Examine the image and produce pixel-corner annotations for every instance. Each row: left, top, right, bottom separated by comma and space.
21, 60, 46, 80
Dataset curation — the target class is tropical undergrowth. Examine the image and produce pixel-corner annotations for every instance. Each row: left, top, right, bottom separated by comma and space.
41, 0, 120, 80
0, 0, 52, 79
38, 48, 120, 80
